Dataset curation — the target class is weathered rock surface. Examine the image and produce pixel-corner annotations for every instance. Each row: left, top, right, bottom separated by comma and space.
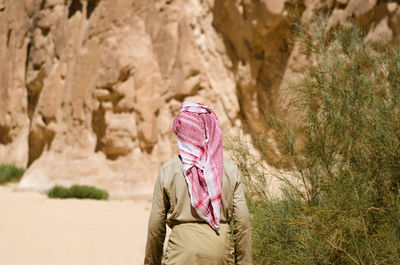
0, 0, 399, 199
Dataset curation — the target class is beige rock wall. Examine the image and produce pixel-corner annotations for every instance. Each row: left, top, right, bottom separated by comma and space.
0, 0, 399, 199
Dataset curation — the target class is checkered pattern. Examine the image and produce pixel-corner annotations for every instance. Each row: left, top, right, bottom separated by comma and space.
172, 102, 223, 231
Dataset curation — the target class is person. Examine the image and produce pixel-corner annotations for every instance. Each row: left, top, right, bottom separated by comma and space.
144, 102, 252, 265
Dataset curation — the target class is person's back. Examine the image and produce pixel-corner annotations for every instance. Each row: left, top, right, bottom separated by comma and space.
144, 102, 252, 265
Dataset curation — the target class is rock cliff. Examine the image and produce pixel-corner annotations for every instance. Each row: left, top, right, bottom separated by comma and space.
0, 0, 399, 198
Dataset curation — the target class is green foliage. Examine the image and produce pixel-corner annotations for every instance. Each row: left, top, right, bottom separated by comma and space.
230, 15, 400, 264
47, 184, 109, 200
0, 164, 25, 184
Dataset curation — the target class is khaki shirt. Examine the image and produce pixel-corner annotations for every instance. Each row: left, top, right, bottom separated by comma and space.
144, 156, 252, 265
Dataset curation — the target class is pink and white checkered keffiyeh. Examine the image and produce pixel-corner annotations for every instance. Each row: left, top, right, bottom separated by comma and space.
172, 102, 223, 231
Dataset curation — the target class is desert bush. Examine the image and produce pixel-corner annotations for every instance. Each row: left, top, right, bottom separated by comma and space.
48, 184, 109, 200
230, 15, 400, 264
0, 164, 25, 184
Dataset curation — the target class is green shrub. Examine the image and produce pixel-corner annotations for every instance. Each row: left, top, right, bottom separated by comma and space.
0, 164, 25, 184
47, 184, 109, 200
230, 15, 400, 264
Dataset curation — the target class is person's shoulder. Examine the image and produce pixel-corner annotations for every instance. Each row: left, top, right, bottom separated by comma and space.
223, 156, 239, 174
223, 155, 237, 166
160, 155, 181, 171
158, 156, 181, 185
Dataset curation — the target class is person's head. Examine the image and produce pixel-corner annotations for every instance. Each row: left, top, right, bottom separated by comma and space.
172, 102, 222, 149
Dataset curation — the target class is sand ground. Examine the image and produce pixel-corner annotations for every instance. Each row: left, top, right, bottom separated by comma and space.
0, 185, 153, 265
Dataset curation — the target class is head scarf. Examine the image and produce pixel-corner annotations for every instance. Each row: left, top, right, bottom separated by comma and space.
172, 102, 223, 231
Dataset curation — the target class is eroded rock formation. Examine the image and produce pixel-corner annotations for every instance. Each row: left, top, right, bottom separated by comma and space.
0, 0, 399, 198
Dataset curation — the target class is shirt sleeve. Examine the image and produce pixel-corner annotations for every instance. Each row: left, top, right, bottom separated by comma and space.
233, 167, 252, 265
144, 167, 170, 265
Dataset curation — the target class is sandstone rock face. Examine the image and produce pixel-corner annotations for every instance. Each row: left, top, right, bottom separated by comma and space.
0, 0, 399, 199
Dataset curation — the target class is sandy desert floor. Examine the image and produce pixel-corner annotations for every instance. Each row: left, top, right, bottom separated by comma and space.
0, 184, 154, 265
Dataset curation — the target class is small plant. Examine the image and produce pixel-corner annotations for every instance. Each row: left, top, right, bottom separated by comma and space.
0, 164, 25, 184
47, 184, 109, 200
